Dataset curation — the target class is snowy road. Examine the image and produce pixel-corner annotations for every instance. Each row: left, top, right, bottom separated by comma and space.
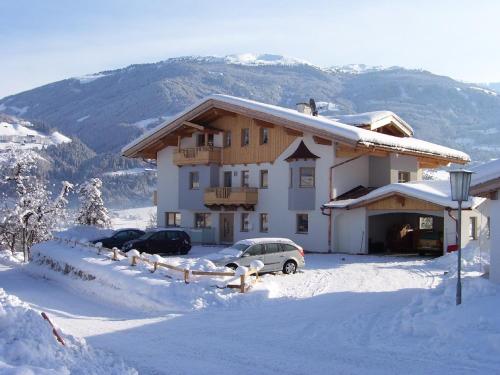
0, 254, 496, 374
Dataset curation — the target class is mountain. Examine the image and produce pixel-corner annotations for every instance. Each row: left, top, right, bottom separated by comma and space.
1, 54, 500, 204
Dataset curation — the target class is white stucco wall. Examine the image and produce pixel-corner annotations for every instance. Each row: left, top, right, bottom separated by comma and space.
156, 147, 179, 227
489, 199, 500, 283
332, 155, 369, 198
333, 208, 368, 254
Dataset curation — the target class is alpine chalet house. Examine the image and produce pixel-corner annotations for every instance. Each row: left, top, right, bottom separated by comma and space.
123, 94, 483, 254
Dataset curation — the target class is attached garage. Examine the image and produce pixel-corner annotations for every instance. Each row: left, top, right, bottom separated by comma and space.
324, 180, 487, 256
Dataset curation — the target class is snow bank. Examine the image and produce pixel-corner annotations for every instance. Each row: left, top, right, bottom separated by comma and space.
0, 288, 136, 374
29, 237, 269, 312
394, 245, 499, 361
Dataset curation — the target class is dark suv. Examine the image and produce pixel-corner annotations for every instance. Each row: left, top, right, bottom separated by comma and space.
91, 229, 145, 249
122, 229, 191, 255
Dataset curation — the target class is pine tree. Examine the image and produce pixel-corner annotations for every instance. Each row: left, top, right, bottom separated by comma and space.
76, 178, 111, 228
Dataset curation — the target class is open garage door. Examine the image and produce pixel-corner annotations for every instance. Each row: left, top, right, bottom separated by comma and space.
368, 212, 444, 256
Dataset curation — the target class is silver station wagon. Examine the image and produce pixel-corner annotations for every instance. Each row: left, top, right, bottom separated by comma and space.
210, 238, 305, 274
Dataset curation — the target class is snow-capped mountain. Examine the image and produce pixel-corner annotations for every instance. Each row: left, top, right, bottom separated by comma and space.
2, 53, 500, 204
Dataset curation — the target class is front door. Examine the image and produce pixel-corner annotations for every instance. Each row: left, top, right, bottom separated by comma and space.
219, 213, 234, 244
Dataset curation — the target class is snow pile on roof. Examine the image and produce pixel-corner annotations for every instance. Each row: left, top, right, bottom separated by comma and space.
324, 180, 485, 209
0, 288, 136, 374
224, 53, 312, 67
29, 230, 271, 312
327, 111, 394, 126
394, 244, 499, 362
471, 159, 500, 186
123, 95, 469, 162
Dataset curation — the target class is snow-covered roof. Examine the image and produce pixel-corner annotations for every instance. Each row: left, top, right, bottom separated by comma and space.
122, 95, 469, 163
471, 159, 500, 187
323, 180, 485, 210
325, 111, 414, 136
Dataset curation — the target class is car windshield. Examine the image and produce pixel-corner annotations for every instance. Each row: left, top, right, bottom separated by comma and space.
220, 243, 250, 256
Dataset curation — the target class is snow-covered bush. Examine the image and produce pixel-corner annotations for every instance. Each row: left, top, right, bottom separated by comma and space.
76, 178, 111, 228
0, 149, 72, 260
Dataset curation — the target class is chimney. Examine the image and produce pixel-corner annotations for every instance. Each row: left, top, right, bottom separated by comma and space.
296, 102, 312, 115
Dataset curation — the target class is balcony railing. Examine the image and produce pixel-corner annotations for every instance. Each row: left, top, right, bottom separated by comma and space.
173, 146, 222, 166
204, 187, 258, 208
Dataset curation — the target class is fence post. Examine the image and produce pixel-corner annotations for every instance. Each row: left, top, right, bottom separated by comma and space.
153, 262, 158, 272
240, 274, 245, 293
131, 256, 137, 266
112, 247, 119, 261
184, 269, 190, 284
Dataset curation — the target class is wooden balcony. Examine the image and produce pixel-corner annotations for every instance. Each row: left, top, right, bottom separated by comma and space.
204, 187, 258, 210
173, 146, 222, 166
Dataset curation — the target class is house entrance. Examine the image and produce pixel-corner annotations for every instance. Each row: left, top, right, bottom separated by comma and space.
219, 213, 234, 244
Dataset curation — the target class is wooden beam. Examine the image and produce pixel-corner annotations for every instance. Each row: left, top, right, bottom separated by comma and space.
313, 136, 332, 145
254, 119, 275, 128
284, 127, 303, 137
182, 121, 205, 131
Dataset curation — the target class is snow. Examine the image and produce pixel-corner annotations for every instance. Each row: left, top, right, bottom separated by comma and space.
123, 95, 469, 162
236, 237, 298, 246
131, 117, 161, 129
74, 73, 110, 84
103, 167, 156, 177
0, 121, 39, 137
0, 288, 136, 374
471, 158, 500, 187
324, 179, 485, 209
469, 86, 498, 96
109, 206, 156, 229
76, 115, 90, 122
50, 131, 71, 144
1, 242, 498, 374
422, 169, 450, 181
224, 53, 312, 67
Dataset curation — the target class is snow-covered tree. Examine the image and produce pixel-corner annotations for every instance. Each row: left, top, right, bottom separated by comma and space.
76, 178, 111, 228
0, 150, 73, 261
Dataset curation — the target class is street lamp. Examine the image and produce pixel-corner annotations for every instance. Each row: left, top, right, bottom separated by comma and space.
449, 169, 473, 306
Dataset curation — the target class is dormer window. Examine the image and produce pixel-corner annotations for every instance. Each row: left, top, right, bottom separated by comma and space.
224, 131, 231, 147
398, 171, 410, 183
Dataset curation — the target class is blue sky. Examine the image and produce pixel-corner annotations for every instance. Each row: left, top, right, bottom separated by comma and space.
1, 0, 500, 97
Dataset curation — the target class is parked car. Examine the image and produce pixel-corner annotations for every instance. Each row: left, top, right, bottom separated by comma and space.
415, 230, 443, 256
209, 238, 305, 274
122, 228, 191, 255
91, 228, 145, 249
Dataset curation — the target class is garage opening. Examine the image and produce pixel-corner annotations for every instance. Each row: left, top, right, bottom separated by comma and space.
368, 213, 444, 256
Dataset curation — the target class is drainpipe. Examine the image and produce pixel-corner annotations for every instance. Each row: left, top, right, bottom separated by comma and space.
326, 149, 370, 253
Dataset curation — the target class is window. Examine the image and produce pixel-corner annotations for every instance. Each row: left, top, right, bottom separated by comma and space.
194, 213, 211, 228
224, 131, 232, 147
296, 214, 309, 234
281, 243, 299, 252
241, 213, 250, 232
260, 213, 269, 232
241, 170, 249, 188
419, 216, 433, 230
289, 168, 293, 188
223, 171, 232, 187
165, 212, 181, 227
196, 134, 205, 147
260, 170, 268, 188
299, 167, 315, 188
469, 217, 477, 240
265, 243, 280, 254
260, 127, 269, 145
398, 171, 411, 183
246, 244, 263, 256
241, 128, 250, 146
189, 171, 199, 189
166, 231, 181, 240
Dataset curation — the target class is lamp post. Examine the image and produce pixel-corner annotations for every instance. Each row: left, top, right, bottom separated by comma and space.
449, 169, 473, 306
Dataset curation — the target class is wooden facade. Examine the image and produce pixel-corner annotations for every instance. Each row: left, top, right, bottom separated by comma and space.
360, 194, 444, 211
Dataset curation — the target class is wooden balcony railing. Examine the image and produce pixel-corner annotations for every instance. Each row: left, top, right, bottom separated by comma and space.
173, 146, 222, 166
204, 187, 258, 208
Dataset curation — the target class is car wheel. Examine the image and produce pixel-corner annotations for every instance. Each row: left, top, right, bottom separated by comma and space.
226, 263, 238, 270
283, 260, 297, 274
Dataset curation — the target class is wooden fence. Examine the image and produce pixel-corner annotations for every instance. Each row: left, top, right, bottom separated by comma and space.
52, 237, 260, 293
